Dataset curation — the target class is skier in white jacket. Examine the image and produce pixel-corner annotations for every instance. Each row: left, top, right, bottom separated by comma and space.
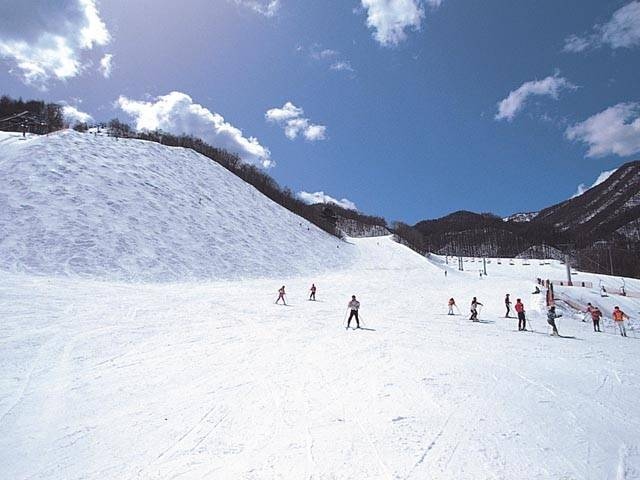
347, 295, 360, 329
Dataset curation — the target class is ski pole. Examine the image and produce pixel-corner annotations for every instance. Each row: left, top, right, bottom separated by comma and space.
527, 313, 534, 333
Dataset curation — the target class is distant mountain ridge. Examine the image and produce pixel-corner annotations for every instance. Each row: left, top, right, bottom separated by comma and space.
411, 160, 640, 277
534, 160, 640, 244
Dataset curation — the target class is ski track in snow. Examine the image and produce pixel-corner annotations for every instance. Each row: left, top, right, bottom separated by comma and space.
1, 236, 640, 479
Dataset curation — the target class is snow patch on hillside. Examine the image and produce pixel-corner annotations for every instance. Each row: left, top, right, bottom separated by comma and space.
503, 211, 538, 222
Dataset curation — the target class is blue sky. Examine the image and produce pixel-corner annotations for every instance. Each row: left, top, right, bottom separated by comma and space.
1, 1, 639, 224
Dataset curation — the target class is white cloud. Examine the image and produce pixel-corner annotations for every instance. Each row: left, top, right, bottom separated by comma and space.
360, 0, 442, 46
264, 101, 303, 122
298, 191, 358, 211
311, 48, 339, 60
230, 0, 279, 17
565, 103, 640, 158
572, 168, 618, 198
99, 53, 113, 78
564, 1, 640, 52
62, 105, 93, 125
118, 91, 273, 168
330, 61, 355, 73
0, 0, 110, 87
563, 34, 592, 53
495, 73, 576, 121
303, 124, 327, 141
265, 102, 327, 142
301, 44, 356, 77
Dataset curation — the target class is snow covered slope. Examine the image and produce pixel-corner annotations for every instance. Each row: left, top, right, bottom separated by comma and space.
1, 236, 639, 479
0, 130, 352, 281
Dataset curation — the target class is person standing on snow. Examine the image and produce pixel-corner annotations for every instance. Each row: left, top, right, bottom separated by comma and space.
591, 306, 603, 332
309, 283, 317, 301
275, 285, 287, 305
546, 306, 561, 336
515, 298, 526, 331
347, 295, 361, 329
470, 297, 483, 321
612, 306, 629, 337
448, 298, 456, 315
505, 294, 512, 318
584, 302, 595, 323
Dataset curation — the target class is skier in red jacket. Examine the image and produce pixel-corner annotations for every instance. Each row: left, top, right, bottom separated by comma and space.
613, 306, 629, 337
590, 306, 602, 332
515, 298, 526, 331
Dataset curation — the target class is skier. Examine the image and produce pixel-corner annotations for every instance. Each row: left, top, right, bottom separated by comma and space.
444, 270, 448, 278
532, 286, 541, 294
612, 306, 629, 337
505, 294, 512, 318
275, 285, 286, 305
515, 298, 526, 331
309, 283, 317, 301
584, 302, 594, 322
448, 298, 456, 315
590, 306, 602, 332
347, 295, 360, 329
546, 306, 561, 336
470, 297, 483, 322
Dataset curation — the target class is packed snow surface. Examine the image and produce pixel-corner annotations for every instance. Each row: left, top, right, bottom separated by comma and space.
2, 235, 640, 479
0, 130, 351, 281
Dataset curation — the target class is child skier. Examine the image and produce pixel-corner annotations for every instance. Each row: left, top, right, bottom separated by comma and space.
347, 295, 361, 329
515, 298, 526, 331
309, 283, 317, 301
470, 297, 483, 322
505, 294, 512, 318
612, 306, 629, 337
546, 306, 561, 336
590, 306, 602, 332
448, 298, 456, 315
275, 286, 286, 305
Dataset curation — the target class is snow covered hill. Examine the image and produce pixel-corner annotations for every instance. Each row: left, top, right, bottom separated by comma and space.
0, 130, 353, 281
1, 235, 640, 479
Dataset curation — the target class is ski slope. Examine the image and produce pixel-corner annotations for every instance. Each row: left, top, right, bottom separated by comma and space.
0, 130, 352, 281
1, 235, 639, 480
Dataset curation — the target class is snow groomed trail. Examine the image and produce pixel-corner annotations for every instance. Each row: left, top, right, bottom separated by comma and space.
1, 236, 639, 479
